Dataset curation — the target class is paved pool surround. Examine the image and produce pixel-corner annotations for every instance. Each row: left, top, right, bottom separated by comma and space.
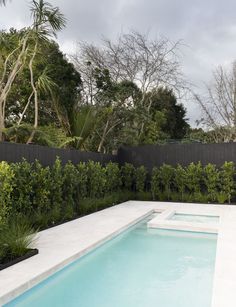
0, 201, 235, 307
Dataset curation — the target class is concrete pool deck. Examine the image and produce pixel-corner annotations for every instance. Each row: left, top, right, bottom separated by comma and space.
0, 201, 235, 307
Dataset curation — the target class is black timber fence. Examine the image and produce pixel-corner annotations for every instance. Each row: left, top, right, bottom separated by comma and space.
117, 143, 236, 172
1, 141, 236, 169
0, 142, 117, 166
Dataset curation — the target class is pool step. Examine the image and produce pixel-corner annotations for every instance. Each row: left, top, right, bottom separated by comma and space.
147, 209, 219, 234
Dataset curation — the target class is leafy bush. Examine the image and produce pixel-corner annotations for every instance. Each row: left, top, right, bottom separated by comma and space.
174, 164, 187, 201
121, 163, 135, 190
185, 162, 203, 195
11, 160, 33, 216
77, 162, 88, 199
31, 161, 51, 213
0, 161, 14, 224
62, 161, 78, 219
2, 158, 236, 231
219, 162, 235, 204
151, 167, 160, 200
0, 219, 37, 263
135, 166, 147, 192
87, 161, 106, 198
105, 162, 121, 193
204, 164, 219, 202
159, 164, 174, 200
50, 157, 63, 222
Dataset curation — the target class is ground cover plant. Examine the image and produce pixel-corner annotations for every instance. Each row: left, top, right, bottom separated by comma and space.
0, 218, 37, 269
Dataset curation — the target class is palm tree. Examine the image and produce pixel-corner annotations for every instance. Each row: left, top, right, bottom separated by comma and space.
61, 106, 98, 150
0, 1, 66, 142
26, 0, 66, 143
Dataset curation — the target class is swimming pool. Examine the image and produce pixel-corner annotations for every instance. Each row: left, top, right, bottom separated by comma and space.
5, 218, 217, 307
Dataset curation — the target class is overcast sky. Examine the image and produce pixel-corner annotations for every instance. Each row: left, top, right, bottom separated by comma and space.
1, 0, 236, 126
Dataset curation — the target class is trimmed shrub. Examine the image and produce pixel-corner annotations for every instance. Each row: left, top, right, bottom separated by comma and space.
219, 162, 235, 204
105, 162, 121, 193
11, 160, 33, 216
174, 164, 187, 201
135, 166, 147, 193
87, 161, 106, 198
151, 167, 160, 200
0, 162, 14, 224
62, 161, 78, 219
185, 162, 203, 195
77, 162, 88, 199
31, 160, 51, 213
159, 164, 174, 200
121, 163, 135, 190
204, 164, 219, 202
50, 157, 63, 222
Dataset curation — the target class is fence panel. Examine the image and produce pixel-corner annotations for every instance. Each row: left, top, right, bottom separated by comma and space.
0, 142, 117, 166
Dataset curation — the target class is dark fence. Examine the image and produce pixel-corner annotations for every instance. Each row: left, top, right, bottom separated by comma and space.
117, 143, 236, 171
0, 142, 117, 166
1, 141, 236, 169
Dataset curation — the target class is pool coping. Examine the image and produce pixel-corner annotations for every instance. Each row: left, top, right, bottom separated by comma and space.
0, 201, 235, 307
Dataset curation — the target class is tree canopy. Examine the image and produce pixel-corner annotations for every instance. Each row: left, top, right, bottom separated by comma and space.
0, 0, 190, 152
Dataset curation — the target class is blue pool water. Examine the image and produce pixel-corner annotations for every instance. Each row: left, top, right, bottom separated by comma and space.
5, 218, 217, 307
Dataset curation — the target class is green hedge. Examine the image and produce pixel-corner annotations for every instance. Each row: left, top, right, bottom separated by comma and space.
151, 161, 235, 204
0, 160, 147, 228
0, 159, 235, 229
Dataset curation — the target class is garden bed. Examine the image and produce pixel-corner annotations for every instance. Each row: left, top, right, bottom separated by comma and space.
0, 249, 38, 271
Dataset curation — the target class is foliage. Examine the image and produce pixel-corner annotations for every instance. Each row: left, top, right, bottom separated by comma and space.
4, 124, 68, 147
148, 87, 189, 139
204, 164, 219, 202
174, 164, 187, 200
0, 161, 14, 224
151, 167, 160, 200
62, 106, 97, 150
2, 158, 236, 232
216, 192, 228, 204
105, 162, 121, 193
87, 161, 106, 198
76, 162, 88, 199
62, 161, 78, 219
135, 166, 147, 192
185, 162, 203, 195
219, 162, 235, 204
121, 163, 135, 190
159, 164, 174, 200
31, 160, 51, 212
11, 160, 33, 215
50, 157, 63, 222
0, 218, 37, 263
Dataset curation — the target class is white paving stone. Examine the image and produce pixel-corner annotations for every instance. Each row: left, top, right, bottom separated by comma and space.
0, 201, 235, 307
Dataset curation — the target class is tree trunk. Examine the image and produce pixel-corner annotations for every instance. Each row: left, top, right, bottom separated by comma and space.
27, 42, 38, 144
0, 34, 29, 141
97, 120, 109, 153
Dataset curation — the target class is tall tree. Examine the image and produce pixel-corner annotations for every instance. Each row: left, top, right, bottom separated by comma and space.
0, 0, 66, 142
195, 62, 236, 142
148, 87, 189, 139
4, 37, 81, 129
